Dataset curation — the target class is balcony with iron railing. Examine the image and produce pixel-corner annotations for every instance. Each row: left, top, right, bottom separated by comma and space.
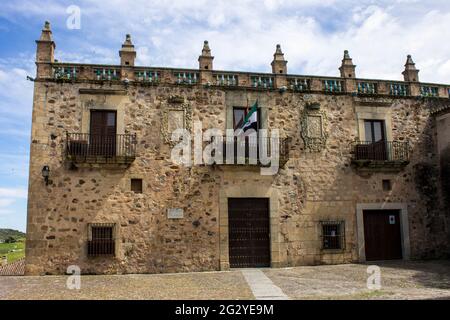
66, 133, 137, 166
351, 140, 410, 171
214, 136, 290, 167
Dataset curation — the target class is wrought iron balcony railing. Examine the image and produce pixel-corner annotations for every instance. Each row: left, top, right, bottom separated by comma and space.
351, 140, 409, 165
215, 136, 290, 167
66, 133, 137, 165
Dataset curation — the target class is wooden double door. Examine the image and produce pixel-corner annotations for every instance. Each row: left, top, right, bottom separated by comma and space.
228, 198, 270, 268
363, 210, 403, 261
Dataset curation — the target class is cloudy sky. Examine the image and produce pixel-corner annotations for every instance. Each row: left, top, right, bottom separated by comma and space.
0, 0, 449, 232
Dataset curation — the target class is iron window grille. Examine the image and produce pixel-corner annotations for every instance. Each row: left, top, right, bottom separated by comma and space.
320, 221, 345, 250
87, 223, 116, 257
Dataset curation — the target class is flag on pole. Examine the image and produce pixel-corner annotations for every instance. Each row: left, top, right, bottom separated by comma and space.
238, 100, 258, 135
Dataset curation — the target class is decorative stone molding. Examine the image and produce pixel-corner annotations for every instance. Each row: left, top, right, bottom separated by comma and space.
79, 89, 127, 95
161, 96, 192, 145
167, 94, 185, 104
300, 102, 328, 152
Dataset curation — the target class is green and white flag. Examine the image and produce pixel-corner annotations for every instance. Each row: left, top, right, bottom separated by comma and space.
237, 100, 258, 135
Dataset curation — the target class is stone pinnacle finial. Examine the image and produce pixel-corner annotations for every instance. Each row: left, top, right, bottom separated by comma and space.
202, 40, 211, 56
39, 20, 53, 41
339, 49, 356, 78
36, 20, 55, 70
273, 44, 285, 61
344, 50, 350, 59
122, 34, 133, 47
199, 40, 213, 70
275, 44, 283, 54
402, 54, 419, 82
271, 44, 287, 74
405, 54, 415, 67
119, 33, 136, 66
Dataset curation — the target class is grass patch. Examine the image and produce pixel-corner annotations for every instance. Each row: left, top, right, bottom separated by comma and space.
0, 237, 25, 264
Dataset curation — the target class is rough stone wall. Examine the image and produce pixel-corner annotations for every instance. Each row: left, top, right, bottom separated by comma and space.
435, 111, 450, 258
26, 80, 447, 275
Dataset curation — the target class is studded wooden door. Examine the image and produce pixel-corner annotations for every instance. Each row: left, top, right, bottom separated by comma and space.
228, 198, 270, 268
363, 210, 402, 261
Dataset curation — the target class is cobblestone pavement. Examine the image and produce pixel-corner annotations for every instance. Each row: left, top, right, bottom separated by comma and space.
1, 261, 449, 300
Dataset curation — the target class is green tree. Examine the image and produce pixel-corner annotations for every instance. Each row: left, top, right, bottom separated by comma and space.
4, 236, 16, 244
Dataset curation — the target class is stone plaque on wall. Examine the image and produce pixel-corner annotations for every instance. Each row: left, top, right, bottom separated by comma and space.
167, 208, 184, 219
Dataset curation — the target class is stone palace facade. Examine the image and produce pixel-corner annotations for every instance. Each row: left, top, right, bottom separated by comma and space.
25, 22, 450, 275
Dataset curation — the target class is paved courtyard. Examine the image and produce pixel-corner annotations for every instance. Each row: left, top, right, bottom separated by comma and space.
1, 260, 449, 300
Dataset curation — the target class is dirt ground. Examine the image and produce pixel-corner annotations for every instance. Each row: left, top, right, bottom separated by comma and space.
1, 260, 449, 300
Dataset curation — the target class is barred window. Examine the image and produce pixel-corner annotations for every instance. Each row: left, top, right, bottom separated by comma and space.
321, 221, 345, 250
88, 223, 116, 257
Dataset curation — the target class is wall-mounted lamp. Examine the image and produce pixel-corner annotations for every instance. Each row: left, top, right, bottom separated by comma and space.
41, 165, 50, 185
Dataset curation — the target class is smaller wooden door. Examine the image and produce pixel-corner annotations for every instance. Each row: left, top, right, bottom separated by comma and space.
90, 110, 117, 156
363, 210, 402, 261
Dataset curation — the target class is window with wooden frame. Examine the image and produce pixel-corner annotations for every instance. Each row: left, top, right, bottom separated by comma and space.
232, 107, 260, 131
364, 119, 385, 143
320, 221, 345, 250
87, 223, 116, 257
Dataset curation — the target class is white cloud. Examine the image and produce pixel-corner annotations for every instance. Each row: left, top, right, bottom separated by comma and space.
0, 63, 34, 118
0, 188, 27, 217
0, 199, 15, 207
2, 0, 449, 83
0, 188, 28, 198
0, 209, 14, 216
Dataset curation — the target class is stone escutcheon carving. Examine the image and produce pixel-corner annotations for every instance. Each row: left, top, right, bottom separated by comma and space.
161, 95, 192, 145
301, 102, 328, 152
